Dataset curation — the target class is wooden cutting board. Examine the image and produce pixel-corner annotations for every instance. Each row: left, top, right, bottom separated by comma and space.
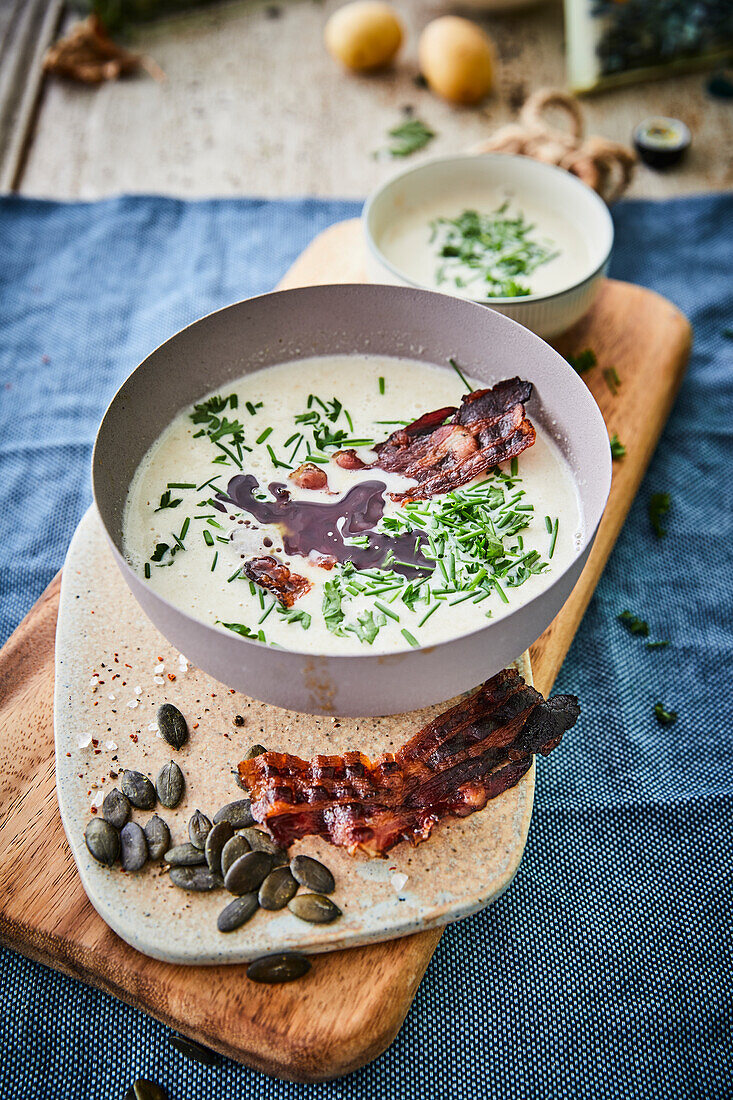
0, 219, 690, 1082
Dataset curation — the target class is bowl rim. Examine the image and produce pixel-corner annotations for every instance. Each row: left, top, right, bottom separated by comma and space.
92, 282, 612, 663
362, 151, 615, 305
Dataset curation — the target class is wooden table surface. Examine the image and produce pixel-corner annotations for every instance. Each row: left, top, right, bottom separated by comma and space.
4, 0, 732, 199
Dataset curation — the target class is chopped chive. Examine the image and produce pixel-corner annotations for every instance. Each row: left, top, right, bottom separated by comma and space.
379, 376, 385, 395
167, 482, 196, 489
344, 410, 354, 433
144, 562, 151, 579
216, 536, 229, 544
179, 517, 190, 541
549, 517, 559, 558
511, 457, 518, 477
375, 600, 400, 622
256, 427, 273, 445
196, 475, 221, 492
284, 433, 299, 448
401, 628, 419, 648
493, 578, 508, 603
418, 604, 439, 627
545, 515, 552, 533
227, 567, 242, 582
448, 357, 473, 392
211, 551, 218, 572
207, 518, 223, 529
258, 600, 276, 625
202, 529, 214, 546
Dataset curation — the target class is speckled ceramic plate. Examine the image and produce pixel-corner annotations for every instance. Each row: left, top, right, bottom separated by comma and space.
54, 507, 536, 965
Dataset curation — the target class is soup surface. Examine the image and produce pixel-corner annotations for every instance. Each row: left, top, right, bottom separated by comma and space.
379, 189, 591, 300
123, 355, 583, 655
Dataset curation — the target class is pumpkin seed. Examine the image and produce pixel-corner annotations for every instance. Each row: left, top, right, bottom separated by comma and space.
205, 820, 234, 876
164, 842, 206, 867
155, 761, 185, 809
290, 854, 335, 895
247, 953, 311, 984
120, 821, 148, 872
217, 892, 259, 932
221, 834, 250, 877
188, 809, 212, 849
144, 814, 170, 861
258, 866, 298, 910
121, 769, 156, 810
288, 894, 342, 924
156, 703, 189, 750
224, 850, 273, 895
213, 798, 254, 829
124, 1080, 168, 1100
168, 1034, 220, 1064
240, 827, 283, 858
84, 818, 119, 866
243, 743, 267, 760
102, 787, 130, 830
169, 866, 221, 892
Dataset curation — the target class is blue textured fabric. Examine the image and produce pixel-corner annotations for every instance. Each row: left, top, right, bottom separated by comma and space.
1, 193, 732, 1100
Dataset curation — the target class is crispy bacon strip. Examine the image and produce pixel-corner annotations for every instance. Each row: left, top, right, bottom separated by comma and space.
373, 377, 536, 502
239, 668, 579, 856
242, 555, 311, 608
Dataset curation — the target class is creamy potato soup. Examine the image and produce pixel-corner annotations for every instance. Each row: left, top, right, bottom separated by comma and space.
123, 355, 583, 655
379, 189, 591, 300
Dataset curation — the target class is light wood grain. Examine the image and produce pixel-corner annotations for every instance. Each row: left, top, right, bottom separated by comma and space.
15, 0, 732, 201
0, 222, 690, 1081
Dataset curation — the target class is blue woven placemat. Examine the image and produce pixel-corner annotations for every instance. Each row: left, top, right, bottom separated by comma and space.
1, 193, 732, 1100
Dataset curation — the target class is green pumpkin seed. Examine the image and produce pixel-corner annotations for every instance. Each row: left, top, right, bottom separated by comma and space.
224, 850, 273, 895
144, 815, 170, 861
217, 892, 259, 932
221, 834, 250, 877
102, 787, 130, 830
164, 842, 206, 867
243, 743, 267, 760
120, 821, 148, 871
247, 953, 311, 984
213, 799, 254, 829
169, 866, 221, 891
121, 769, 156, 810
84, 818, 119, 866
289, 854, 335, 894
240, 827, 284, 858
258, 866, 298, 910
205, 820, 234, 876
155, 761, 185, 809
168, 1034, 220, 1064
288, 894, 342, 924
156, 703, 189, 750
124, 1080, 168, 1100
188, 809, 212, 849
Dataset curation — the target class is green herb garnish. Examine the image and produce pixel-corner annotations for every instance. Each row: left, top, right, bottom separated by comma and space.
150, 542, 169, 562
610, 433, 626, 459
618, 610, 649, 637
567, 348, 597, 374
155, 489, 182, 511
379, 117, 436, 159
649, 492, 671, 538
430, 204, 559, 300
379, 377, 385, 395
654, 702, 677, 725
603, 366, 621, 395
646, 640, 669, 650
448, 357, 474, 392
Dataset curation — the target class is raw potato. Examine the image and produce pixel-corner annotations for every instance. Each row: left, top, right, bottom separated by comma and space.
325, 1, 403, 72
418, 16, 496, 105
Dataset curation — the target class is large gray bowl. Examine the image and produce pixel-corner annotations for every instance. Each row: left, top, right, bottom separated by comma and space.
93, 284, 610, 716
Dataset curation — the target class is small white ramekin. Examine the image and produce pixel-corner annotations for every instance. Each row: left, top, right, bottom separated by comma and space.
363, 153, 614, 339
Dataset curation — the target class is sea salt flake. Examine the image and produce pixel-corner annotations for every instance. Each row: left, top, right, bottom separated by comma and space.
105, 741, 117, 751
177, 655, 188, 671
134, 685, 142, 695
391, 872, 408, 893
90, 790, 105, 809
148, 722, 158, 732
108, 693, 116, 701
77, 734, 92, 749
153, 676, 165, 686
126, 699, 139, 709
